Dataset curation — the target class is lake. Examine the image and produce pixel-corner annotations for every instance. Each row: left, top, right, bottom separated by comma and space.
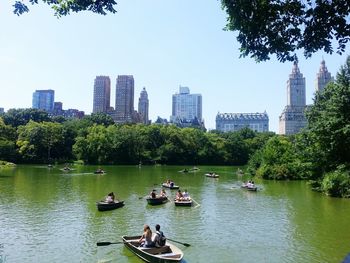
0, 165, 350, 263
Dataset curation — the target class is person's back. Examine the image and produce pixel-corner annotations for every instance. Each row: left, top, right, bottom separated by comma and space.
153, 224, 166, 247
151, 190, 156, 198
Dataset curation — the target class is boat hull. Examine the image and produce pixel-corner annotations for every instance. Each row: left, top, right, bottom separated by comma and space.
241, 185, 257, 191
146, 196, 168, 205
97, 201, 125, 211
174, 200, 192, 207
122, 235, 183, 263
205, 173, 219, 178
161, 183, 179, 190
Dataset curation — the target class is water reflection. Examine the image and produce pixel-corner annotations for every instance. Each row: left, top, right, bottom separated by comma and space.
0, 165, 350, 263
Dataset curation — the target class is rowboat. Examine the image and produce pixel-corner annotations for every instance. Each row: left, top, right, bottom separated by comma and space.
94, 169, 106, 174
122, 235, 184, 263
96, 200, 125, 211
241, 184, 257, 192
60, 167, 74, 172
205, 173, 219, 178
174, 199, 193, 207
146, 196, 168, 205
162, 183, 179, 190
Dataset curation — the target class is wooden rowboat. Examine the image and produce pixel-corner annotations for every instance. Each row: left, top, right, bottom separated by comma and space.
122, 235, 184, 263
96, 200, 125, 211
174, 199, 193, 207
146, 196, 168, 205
241, 184, 257, 191
205, 173, 219, 178
161, 183, 180, 190
94, 170, 106, 174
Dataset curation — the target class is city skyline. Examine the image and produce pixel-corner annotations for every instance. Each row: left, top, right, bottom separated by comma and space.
1, 1, 349, 132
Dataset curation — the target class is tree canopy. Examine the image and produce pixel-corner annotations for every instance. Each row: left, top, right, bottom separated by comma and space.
13, 0, 117, 17
221, 0, 350, 62
13, 1, 350, 62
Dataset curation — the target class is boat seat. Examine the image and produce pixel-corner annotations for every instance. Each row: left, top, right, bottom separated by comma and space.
140, 245, 171, 254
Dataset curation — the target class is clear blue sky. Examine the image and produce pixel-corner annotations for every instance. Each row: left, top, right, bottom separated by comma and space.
1, 1, 349, 132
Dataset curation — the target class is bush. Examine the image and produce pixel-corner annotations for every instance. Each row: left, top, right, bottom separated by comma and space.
321, 167, 350, 198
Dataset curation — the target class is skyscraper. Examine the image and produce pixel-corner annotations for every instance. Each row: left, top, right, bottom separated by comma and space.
32, 89, 55, 112
138, 87, 149, 124
279, 61, 307, 135
93, 76, 111, 113
115, 75, 134, 123
315, 59, 333, 93
171, 86, 202, 123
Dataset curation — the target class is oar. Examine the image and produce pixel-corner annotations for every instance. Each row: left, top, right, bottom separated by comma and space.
167, 238, 191, 247
96, 241, 124, 246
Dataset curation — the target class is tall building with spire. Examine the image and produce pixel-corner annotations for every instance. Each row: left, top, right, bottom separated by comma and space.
279, 61, 307, 135
115, 75, 134, 123
138, 87, 149, 124
315, 59, 333, 93
92, 76, 111, 114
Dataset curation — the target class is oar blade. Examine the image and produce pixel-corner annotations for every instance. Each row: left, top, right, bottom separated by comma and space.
167, 238, 191, 247
97, 242, 112, 246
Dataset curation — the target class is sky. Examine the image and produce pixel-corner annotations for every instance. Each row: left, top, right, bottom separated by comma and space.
1, 1, 349, 132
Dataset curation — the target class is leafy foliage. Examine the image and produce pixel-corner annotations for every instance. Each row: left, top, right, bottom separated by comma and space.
13, 0, 117, 17
306, 56, 350, 168
2, 108, 50, 128
321, 166, 350, 198
221, 0, 350, 62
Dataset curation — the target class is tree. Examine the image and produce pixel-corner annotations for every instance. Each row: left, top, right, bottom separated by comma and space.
221, 0, 350, 62
13, 0, 117, 17
3, 108, 50, 128
17, 121, 65, 163
306, 56, 350, 168
13, 1, 350, 62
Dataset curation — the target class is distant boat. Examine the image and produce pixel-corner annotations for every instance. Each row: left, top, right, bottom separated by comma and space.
162, 183, 180, 189
146, 195, 168, 205
178, 169, 189, 173
122, 235, 184, 263
60, 167, 74, 172
241, 184, 257, 192
205, 173, 219, 178
97, 200, 125, 211
94, 169, 106, 174
189, 166, 200, 172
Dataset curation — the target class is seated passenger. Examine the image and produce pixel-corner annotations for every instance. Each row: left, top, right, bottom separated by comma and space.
105, 192, 115, 203
160, 189, 167, 197
182, 190, 190, 200
153, 224, 166, 247
138, 224, 154, 247
176, 190, 183, 201
150, 190, 156, 198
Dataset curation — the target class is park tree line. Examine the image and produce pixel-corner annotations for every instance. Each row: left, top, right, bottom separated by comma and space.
2, 53, 350, 199
0, 109, 274, 166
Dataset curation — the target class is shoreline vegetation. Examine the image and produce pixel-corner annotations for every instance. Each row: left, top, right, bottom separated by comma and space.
1, 57, 350, 197
0, 160, 16, 167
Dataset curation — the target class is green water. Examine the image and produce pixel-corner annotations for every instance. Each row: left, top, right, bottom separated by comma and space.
0, 165, 349, 263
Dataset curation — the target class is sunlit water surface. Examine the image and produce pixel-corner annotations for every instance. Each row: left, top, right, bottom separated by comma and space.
0, 165, 350, 263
